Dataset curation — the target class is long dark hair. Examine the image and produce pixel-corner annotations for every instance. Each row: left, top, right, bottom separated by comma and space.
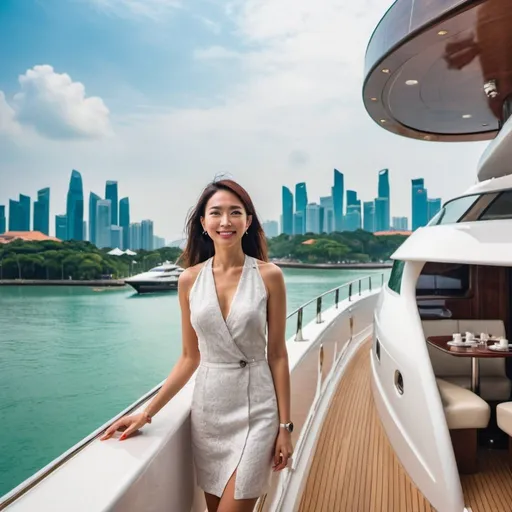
179, 179, 268, 268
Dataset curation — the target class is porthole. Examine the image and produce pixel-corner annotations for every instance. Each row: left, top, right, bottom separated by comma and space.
375, 338, 381, 362
394, 370, 404, 395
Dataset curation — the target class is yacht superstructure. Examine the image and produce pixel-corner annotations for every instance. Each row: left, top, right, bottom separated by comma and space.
124, 262, 184, 293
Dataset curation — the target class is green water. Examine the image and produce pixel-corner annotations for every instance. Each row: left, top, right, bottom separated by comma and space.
0, 268, 387, 496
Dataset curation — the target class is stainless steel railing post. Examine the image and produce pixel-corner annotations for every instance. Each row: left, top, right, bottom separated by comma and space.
316, 297, 322, 324
295, 307, 305, 341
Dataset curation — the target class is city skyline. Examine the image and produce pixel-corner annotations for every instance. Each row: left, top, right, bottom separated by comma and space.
0, 0, 488, 241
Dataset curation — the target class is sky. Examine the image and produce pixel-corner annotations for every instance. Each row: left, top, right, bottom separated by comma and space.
0, 0, 489, 242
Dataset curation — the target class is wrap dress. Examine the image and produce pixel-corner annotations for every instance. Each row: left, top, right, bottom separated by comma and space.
189, 254, 279, 499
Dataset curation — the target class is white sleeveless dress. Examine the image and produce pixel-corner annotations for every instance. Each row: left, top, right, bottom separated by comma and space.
189, 255, 279, 499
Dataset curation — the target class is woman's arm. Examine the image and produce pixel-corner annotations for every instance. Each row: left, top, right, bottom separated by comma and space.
143, 268, 201, 418
101, 268, 200, 441
264, 264, 293, 471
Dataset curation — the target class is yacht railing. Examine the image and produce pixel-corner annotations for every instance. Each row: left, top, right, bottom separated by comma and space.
289, 273, 385, 342
0, 271, 387, 511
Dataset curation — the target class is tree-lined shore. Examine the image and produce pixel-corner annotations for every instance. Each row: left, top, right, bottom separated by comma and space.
0, 230, 406, 281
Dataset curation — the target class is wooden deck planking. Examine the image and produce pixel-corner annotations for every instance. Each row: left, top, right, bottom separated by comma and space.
298, 340, 435, 512
461, 449, 512, 511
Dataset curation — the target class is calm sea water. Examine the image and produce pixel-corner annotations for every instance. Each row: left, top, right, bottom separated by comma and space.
0, 268, 387, 496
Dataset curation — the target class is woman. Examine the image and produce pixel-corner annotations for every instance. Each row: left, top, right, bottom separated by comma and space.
101, 179, 293, 512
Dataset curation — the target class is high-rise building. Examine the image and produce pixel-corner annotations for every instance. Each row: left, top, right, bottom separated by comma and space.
295, 182, 308, 235
141, 220, 154, 251
89, 192, 101, 245
0, 205, 6, 234
105, 181, 119, 226
55, 215, 67, 240
332, 169, 344, 232
8, 199, 21, 231
96, 199, 112, 248
262, 220, 279, 238
320, 196, 334, 233
392, 216, 409, 231
110, 226, 123, 249
66, 170, 84, 240
305, 203, 322, 234
427, 198, 442, 222
83, 221, 87, 241
363, 201, 375, 232
345, 190, 362, 231
281, 186, 293, 235
293, 212, 304, 236
33, 188, 50, 235
119, 197, 130, 250
374, 197, 389, 231
377, 169, 390, 231
19, 194, 31, 231
153, 236, 166, 249
130, 223, 142, 250
412, 178, 428, 229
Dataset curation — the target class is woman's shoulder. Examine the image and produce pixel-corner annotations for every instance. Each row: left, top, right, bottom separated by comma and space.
178, 261, 208, 291
253, 259, 284, 281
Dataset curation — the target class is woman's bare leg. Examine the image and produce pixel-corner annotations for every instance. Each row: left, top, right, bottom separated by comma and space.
217, 471, 258, 512
205, 492, 221, 512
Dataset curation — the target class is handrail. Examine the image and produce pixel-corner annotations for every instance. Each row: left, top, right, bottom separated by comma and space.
0, 271, 386, 509
286, 273, 385, 341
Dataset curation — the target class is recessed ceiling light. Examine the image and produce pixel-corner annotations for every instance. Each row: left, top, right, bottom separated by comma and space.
462, 114, 472, 119
381, 68, 390, 74
438, 30, 448, 36
482, 123, 489, 127
380, 119, 387, 123
405, 80, 418, 86
370, 97, 378, 101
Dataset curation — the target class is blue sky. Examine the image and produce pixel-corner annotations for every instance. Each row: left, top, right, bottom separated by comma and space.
0, 0, 487, 240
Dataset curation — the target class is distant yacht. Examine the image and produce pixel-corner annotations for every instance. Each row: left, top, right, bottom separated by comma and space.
124, 262, 184, 293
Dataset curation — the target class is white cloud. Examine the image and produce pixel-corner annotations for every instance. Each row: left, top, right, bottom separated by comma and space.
198, 16, 222, 34
0, 91, 21, 135
194, 45, 242, 61
12, 65, 111, 140
86, 0, 181, 20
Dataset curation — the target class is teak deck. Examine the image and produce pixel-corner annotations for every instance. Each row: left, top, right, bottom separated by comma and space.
298, 340, 434, 512
297, 339, 512, 511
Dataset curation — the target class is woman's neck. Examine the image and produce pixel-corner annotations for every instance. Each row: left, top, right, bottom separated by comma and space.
212, 245, 245, 269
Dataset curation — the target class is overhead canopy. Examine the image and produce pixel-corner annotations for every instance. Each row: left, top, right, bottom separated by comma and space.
392, 220, 512, 267
363, 0, 512, 142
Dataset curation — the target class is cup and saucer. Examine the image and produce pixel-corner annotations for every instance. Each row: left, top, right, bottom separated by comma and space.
448, 333, 478, 347
488, 338, 512, 351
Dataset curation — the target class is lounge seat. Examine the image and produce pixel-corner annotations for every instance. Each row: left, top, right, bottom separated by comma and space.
437, 378, 490, 473
497, 402, 512, 462
423, 319, 511, 401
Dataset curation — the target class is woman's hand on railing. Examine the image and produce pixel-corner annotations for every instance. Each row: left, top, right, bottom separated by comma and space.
100, 412, 151, 441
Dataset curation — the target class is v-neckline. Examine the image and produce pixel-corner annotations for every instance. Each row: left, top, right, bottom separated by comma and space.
210, 254, 247, 325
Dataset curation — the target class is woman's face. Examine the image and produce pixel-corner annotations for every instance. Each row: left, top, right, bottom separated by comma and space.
201, 190, 252, 247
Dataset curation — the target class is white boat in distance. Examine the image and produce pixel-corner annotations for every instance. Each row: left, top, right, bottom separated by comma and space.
124, 262, 184, 293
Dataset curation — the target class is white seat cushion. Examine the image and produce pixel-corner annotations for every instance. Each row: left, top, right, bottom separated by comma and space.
436, 378, 490, 430
497, 402, 512, 436
443, 376, 512, 402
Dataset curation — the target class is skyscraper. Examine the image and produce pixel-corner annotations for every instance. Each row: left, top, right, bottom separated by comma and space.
141, 220, 154, 251
55, 215, 67, 240
374, 197, 388, 232
262, 220, 279, 238
105, 181, 119, 226
332, 169, 344, 232
412, 178, 428, 230
363, 201, 375, 232
295, 182, 308, 235
33, 188, 50, 235
427, 198, 442, 222
293, 212, 304, 235
8, 199, 21, 231
119, 197, 130, 250
130, 223, 142, 250
392, 217, 409, 230
320, 196, 334, 233
345, 190, 362, 231
89, 192, 101, 245
66, 170, 84, 240
305, 203, 322, 234
96, 200, 112, 248
377, 169, 390, 231
0, 205, 6, 234
110, 226, 123, 249
19, 194, 31, 231
281, 186, 293, 235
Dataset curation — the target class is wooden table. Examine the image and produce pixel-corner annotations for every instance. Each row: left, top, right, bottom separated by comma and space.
427, 335, 512, 395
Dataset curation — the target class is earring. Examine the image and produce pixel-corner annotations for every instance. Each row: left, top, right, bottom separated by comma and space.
203, 230, 207, 235
245, 230, 248, 236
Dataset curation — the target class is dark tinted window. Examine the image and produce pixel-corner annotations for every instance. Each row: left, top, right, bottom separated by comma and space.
429, 195, 480, 225
480, 191, 512, 220
388, 260, 405, 294
416, 262, 469, 297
